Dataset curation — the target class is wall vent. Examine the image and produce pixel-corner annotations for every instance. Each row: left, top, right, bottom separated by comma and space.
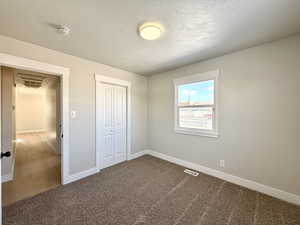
18, 73, 45, 88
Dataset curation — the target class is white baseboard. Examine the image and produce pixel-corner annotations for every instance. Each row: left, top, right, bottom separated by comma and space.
128, 150, 149, 160
65, 150, 147, 185
143, 149, 300, 206
17, 129, 45, 134
2, 173, 13, 183
61, 149, 300, 206
65, 167, 99, 185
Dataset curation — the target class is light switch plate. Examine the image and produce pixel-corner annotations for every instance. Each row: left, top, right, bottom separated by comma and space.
71, 111, 77, 118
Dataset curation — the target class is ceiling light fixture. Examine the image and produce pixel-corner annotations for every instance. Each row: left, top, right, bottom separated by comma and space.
139, 22, 164, 40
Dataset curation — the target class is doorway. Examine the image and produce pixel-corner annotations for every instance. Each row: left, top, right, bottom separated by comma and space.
0, 53, 70, 221
1, 67, 61, 206
95, 74, 131, 170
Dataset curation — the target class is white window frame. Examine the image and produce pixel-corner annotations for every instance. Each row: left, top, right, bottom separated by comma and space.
174, 70, 219, 138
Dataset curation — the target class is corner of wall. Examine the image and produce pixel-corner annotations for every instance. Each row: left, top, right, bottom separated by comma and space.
146, 76, 150, 150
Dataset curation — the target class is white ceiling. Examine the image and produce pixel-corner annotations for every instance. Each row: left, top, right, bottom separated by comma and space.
0, 0, 300, 76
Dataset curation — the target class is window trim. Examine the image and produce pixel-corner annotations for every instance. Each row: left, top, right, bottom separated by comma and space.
174, 70, 219, 138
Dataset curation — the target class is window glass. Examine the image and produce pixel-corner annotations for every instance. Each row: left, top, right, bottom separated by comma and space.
178, 80, 214, 106
179, 107, 213, 130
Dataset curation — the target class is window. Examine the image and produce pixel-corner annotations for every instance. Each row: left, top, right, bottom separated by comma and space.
174, 70, 219, 137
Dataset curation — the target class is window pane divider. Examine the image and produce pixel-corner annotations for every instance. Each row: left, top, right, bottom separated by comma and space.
178, 104, 215, 108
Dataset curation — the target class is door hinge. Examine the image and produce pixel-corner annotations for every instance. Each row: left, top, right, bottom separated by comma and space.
61, 134, 64, 138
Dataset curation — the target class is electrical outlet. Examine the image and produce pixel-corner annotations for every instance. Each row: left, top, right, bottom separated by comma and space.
219, 160, 225, 168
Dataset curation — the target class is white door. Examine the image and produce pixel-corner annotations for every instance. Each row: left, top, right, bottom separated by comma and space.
99, 83, 127, 169
0, 66, 2, 225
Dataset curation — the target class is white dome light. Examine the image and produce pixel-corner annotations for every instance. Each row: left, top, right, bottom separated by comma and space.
139, 22, 164, 40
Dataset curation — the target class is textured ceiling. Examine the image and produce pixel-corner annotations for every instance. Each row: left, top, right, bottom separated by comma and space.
0, 0, 300, 75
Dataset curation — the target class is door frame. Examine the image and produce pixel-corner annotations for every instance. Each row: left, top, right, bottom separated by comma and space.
0, 53, 70, 185
95, 74, 131, 170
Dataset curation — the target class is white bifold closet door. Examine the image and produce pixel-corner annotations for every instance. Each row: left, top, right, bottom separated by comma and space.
100, 83, 127, 169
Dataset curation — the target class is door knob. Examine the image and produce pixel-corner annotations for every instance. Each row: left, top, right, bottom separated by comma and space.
1, 151, 11, 159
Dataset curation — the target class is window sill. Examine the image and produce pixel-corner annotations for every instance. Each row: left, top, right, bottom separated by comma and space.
174, 128, 219, 138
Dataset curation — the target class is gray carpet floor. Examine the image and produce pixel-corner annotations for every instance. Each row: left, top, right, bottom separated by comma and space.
3, 155, 300, 225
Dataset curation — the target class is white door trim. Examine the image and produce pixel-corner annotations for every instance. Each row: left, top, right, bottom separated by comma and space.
95, 74, 131, 170
0, 53, 70, 185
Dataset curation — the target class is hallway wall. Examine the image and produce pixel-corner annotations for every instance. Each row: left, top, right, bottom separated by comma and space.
16, 89, 45, 133
44, 81, 60, 154
16, 75, 60, 154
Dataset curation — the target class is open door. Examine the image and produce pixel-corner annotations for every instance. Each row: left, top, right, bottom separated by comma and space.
0, 64, 2, 225
0, 66, 15, 224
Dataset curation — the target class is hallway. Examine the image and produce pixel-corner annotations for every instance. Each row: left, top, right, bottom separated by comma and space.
2, 133, 61, 206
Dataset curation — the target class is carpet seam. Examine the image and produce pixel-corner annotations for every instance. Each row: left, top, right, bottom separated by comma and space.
173, 193, 200, 225
197, 180, 226, 225
253, 192, 259, 225
133, 175, 190, 225
226, 186, 243, 225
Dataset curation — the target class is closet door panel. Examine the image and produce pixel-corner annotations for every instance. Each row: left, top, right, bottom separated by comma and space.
113, 86, 127, 164
101, 84, 115, 168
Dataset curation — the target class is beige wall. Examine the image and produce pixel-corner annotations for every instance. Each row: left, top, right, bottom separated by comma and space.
16, 91, 45, 133
16, 82, 60, 153
0, 35, 148, 175
148, 34, 300, 196
44, 82, 60, 154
